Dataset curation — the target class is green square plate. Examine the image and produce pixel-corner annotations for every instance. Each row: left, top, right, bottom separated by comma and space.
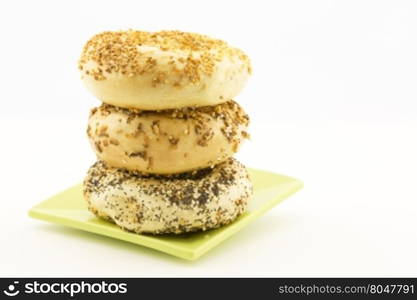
28, 168, 302, 260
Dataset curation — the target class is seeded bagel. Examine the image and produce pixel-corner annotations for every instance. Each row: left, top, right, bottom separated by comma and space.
79, 30, 251, 109
87, 100, 249, 174
83, 158, 253, 234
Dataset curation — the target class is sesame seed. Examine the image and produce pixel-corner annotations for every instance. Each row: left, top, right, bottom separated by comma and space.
79, 30, 251, 86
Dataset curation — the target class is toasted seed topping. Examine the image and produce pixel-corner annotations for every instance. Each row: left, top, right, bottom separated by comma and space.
79, 30, 251, 86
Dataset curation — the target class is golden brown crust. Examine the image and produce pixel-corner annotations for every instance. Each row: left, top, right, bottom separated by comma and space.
87, 101, 250, 174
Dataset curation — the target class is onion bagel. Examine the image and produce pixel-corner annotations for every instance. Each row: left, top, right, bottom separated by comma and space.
87, 101, 250, 174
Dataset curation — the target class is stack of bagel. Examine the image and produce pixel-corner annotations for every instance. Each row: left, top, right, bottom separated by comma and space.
79, 30, 253, 234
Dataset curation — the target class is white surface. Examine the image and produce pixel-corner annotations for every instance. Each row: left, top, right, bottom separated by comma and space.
0, 0, 416, 276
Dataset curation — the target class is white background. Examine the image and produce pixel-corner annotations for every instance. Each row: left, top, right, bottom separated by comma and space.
0, 0, 416, 276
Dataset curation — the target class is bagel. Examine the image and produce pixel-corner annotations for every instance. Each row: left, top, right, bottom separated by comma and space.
83, 158, 252, 234
87, 101, 250, 174
79, 30, 252, 109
